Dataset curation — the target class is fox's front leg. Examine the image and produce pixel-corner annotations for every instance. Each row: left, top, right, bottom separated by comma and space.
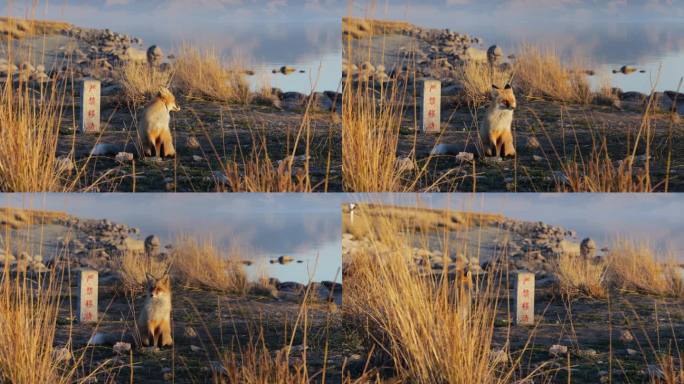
160, 320, 173, 347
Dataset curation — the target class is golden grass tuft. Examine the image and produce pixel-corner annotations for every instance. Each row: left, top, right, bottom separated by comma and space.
456, 61, 512, 106
606, 240, 683, 297
342, 61, 407, 192
112, 251, 171, 295
0, 75, 72, 192
116, 61, 173, 105
513, 45, 591, 104
173, 45, 252, 104
344, 206, 530, 383
554, 252, 608, 299
0, 254, 85, 383
171, 236, 248, 294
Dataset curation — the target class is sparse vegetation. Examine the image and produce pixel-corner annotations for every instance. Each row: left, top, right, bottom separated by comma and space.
117, 61, 173, 105
555, 252, 608, 299
171, 236, 249, 294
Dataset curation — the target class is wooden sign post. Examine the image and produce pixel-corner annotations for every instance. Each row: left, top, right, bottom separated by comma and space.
421, 79, 441, 133
80, 79, 100, 133
515, 272, 534, 325
78, 269, 98, 323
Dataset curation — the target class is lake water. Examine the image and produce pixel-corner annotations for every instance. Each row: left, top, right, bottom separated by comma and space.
0, 193, 342, 284
350, 1, 684, 93
350, 193, 684, 260
3, 1, 343, 93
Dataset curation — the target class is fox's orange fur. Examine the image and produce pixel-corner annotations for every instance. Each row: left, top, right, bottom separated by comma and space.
138, 87, 180, 158
480, 83, 516, 157
139, 274, 173, 348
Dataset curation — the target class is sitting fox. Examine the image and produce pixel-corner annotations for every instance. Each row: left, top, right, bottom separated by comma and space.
480, 83, 516, 157
139, 274, 173, 348
138, 87, 180, 158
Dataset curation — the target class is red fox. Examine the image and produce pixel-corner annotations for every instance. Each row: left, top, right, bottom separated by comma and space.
139, 274, 173, 348
480, 83, 516, 157
138, 87, 180, 158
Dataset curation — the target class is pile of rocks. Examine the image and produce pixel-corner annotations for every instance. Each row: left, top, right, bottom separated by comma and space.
343, 217, 601, 279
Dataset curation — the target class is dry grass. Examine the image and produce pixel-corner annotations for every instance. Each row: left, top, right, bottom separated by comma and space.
173, 45, 252, 104
116, 61, 173, 105
223, 146, 310, 192
606, 240, 683, 297
171, 236, 248, 294
456, 61, 512, 106
513, 45, 591, 104
344, 205, 535, 383
0, 16, 72, 39
0, 241, 97, 383
112, 251, 171, 295
554, 252, 608, 299
0, 71, 72, 191
342, 56, 408, 192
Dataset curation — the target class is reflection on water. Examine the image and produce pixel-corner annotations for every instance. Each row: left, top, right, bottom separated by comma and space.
354, 193, 684, 259
0, 194, 341, 283
352, 2, 684, 93
5, 1, 342, 93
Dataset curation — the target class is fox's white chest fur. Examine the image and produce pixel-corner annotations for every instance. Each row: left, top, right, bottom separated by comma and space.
142, 294, 171, 322
142, 103, 171, 137
481, 105, 513, 136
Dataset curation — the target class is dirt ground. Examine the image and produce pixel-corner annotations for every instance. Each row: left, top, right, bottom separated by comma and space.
56, 95, 341, 192
343, 20, 684, 192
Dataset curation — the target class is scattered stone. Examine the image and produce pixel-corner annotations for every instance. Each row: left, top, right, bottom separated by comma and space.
146, 45, 164, 67
187, 136, 200, 149
114, 152, 134, 163
549, 344, 568, 357
580, 238, 596, 259
113, 341, 132, 354
620, 330, 634, 343
277, 255, 294, 264
526, 136, 541, 150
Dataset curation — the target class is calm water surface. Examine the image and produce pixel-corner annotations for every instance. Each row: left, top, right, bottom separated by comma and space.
0, 193, 341, 284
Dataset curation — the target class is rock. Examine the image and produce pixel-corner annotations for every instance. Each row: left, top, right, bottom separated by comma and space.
53, 347, 72, 364
55, 156, 75, 173
456, 152, 475, 162
146, 45, 164, 66
614, 65, 638, 75
580, 238, 596, 259
114, 152, 134, 163
187, 136, 200, 149
144, 235, 160, 255
279, 65, 296, 75
620, 91, 647, 102
526, 136, 541, 150
395, 156, 415, 173
626, 348, 638, 356
190, 345, 202, 352
212, 171, 229, 185
184, 327, 198, 338
549, 344, 568, 357
192, 155, 203, 162
463, 47, 487, 62
90, 143, 121, 156
620, 330, 634, 343
532, 155, 543, 162
113, 341, 131, 354
277, 255, 294, 264
558, 240, 580, 256
121, 237, 145, 253
310, 92, 333, 112
124, 47, 147, 62
487, 45, 503, 65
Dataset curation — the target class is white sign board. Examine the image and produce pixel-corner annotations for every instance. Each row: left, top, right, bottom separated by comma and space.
78, 269, 98, 323
80, 79, 100, 133
421, 80, 441, 133
515, 272, 534, 325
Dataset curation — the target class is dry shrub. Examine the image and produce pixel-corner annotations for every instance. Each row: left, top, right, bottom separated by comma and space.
116, 61, 173, 104
456, 60, 512, 106
0, 254, 91, 383
342, 61, 407, 192
554, 252, 608, 299
0, 74, 72, 191
513, 45, 591, 104
606, 240, 683, 297
112, 251, 170, 295
223, 152, 309, 193
173, 45, 251, 104
171, 236, 248, 294
344, 206, 532, 383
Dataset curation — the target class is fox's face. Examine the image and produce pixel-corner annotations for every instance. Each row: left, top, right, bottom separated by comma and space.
158, 87, 180, 112
492, 84, 516, 111
147, 275, 171, 298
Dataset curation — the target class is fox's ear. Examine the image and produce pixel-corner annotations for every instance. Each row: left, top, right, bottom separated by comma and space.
504, 83, 512, 90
